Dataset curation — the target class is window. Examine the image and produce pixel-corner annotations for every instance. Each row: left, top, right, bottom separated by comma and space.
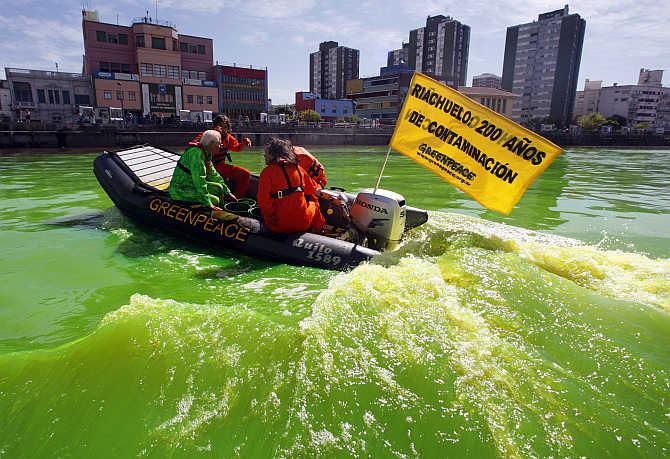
197, 44, 206, 54
173, 39, 178, 51
151, 36, 166, 50
119, 33, 128, 45
135, 35, 145, 47
48, 89, 55, 104
140, 63, 153, 76
167, 65, 180, 79
197, 95, 204, 104
189, 71, 198, 79
154, 64, 166, 77
110, 62, 121, 73
103, 90, 112, 100
62, 90, 70, 104
121, 64, 131, 73
197, 71, 206, 80
190, 44, 197, 54
116, 90, 123, 100
96, 31, 107, 42
37, 89, 46, 103
182, 70, 189, 79
107, 33, 118, 44
187, 94, 194, 103
128, 91, 136, 101
207, 96, 213, 104
54, 90, 61, 104
180, 42, 189, 52
74, 94, 90, 105
99, 61, 110, 72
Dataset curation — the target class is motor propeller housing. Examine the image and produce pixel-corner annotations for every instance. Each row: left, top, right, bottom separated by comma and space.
350, 189, 406, 251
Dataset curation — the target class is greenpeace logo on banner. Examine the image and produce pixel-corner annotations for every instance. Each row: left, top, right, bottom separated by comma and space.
389, 72, 562, 214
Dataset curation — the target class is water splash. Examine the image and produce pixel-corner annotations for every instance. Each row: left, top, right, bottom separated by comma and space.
1, 211, 669, 457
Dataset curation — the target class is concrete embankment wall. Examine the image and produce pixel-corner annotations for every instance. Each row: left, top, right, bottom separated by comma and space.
1, 127, 669, 151
0, 127, 393, 150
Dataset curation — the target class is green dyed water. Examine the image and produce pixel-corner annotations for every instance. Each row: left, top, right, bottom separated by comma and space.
0, 147, 669, 458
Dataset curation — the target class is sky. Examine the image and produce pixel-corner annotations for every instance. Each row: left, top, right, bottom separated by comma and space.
0, 0, 668, 104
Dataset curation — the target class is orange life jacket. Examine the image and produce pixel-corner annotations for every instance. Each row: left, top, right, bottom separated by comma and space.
294, 146, 327, 187
257, 162, 325, 233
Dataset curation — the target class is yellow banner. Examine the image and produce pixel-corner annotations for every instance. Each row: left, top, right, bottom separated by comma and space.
390, 72, 562, 214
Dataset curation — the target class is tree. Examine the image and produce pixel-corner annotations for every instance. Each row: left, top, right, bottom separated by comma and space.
577, 112, 606, 131
300, 109, 321, 122
634, 122, 651, 131
345, 114, 360, 123
605, 114, 627, 127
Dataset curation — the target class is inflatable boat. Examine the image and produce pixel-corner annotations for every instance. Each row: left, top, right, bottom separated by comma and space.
93, 145, 428, 270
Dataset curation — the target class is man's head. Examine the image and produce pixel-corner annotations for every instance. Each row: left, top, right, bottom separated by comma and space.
264, 138, 296, 165
200, 129, 222, 155
212, 114, 232, 134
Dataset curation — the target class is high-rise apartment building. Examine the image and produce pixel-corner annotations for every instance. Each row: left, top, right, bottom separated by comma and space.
404, 15, 470, 87
309, 41, 359, 99
387, 43, 410, 67
501, 5, 585, 125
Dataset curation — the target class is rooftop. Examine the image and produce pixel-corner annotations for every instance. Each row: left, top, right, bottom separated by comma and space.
458, 86, 518, 97
5, 68, 90, 81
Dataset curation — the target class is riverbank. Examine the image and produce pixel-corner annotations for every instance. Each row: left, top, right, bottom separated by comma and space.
1, 125, 668, 151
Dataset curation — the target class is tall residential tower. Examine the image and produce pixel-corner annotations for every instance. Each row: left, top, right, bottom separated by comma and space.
501, 5, 585, 125
309, 41, 359, 99
406, 15, 470, 87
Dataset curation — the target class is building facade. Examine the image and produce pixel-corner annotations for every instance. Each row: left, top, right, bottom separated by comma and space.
657, 90, 670, 132
472, 73, 501, 89
0, 80, 12, 123
346, 68, 413, 123
295, 91, 353, 120
598, 69, 667, 129
573, 79, 602, 119
404, 15, 470, 87
387, 43, 410, 67
82, 10, 218, 117
4, 68, 94, 126
501, 6, 586, 126
309, 41, 360, 99
458, 87, 518, 119
215, 65, 268, 120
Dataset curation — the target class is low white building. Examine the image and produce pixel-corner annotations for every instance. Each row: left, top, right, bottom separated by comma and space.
598, 69, 666, 128
573, 79, 602, 119
5, 68, 94, 127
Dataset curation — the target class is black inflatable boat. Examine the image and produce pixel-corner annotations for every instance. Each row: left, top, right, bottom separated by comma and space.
93, 145, 428, 270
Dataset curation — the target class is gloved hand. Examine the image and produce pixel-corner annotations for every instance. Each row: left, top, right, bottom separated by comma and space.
242, 137, 252, 147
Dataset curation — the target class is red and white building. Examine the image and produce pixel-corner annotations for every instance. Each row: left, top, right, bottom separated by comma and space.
82, 10, 218, 117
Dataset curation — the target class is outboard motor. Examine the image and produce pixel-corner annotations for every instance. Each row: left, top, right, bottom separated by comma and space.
350, 189, 406, 251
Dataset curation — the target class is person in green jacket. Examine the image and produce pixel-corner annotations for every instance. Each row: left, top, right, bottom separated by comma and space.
169, 130, 237, 211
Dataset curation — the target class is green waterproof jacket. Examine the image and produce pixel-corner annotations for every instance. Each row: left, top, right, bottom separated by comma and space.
169, 145, 230, 207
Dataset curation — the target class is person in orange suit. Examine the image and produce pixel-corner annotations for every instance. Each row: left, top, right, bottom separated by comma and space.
257, 138, 325, 233
191, 115, 252, 197
293, 145, 328, 188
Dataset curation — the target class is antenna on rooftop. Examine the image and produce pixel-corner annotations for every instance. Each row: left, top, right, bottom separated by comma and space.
155, 0, 158, 22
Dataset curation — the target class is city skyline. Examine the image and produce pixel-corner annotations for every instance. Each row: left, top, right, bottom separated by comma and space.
0, 0, 668, 104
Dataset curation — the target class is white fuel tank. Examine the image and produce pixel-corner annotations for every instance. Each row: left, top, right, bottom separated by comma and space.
349, 189, 406, 251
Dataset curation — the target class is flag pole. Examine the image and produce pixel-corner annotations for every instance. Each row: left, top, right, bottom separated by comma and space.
373, 146, 392, 194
